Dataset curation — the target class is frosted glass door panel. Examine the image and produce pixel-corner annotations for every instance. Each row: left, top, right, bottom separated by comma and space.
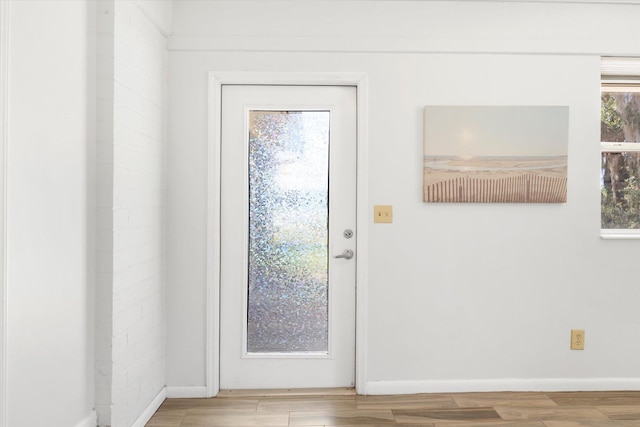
247, 111, 330, 353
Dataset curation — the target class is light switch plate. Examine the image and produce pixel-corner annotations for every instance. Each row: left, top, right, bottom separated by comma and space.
374, 205, 393, 223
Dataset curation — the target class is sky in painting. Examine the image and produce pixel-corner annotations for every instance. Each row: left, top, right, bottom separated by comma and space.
424, 106, 569, 157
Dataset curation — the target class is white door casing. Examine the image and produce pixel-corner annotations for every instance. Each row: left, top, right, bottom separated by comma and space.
206, 72, 369, 396
0, 1, 9, 423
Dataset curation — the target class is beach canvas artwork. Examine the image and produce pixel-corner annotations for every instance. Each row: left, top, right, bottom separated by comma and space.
424, 106, 569, 203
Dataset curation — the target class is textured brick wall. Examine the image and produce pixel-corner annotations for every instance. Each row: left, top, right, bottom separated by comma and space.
96, 2, 115, 424
96, 1, 167, 425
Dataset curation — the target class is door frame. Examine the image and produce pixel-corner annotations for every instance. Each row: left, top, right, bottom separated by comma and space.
0, 1, 9, 424
206, 72, 369, 396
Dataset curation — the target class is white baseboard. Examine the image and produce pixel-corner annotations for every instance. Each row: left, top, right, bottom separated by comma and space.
74, 410, 97, 427
131, 387, 167, 427
166, 386, 208, 398
365, 378, 640, 395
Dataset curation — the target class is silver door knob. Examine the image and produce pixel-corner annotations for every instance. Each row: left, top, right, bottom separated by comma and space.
334, 249, 354, 260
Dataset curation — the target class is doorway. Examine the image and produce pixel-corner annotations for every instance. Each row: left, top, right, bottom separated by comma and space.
219, 85, 356, 389
206, 72, 369, 396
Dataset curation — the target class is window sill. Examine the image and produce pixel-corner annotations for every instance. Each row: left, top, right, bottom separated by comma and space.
600, 229, 640, 239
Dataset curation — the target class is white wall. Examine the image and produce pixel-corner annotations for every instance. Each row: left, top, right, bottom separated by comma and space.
169, 0, 640, 55
167, 1, 640, 393
6, 1, 96, 426
96, 1, 169, 425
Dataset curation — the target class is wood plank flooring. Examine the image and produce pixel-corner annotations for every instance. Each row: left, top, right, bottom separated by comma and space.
146, 389, 640, 427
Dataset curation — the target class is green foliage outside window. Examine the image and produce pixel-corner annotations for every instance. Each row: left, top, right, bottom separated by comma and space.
601, 91, 640, 229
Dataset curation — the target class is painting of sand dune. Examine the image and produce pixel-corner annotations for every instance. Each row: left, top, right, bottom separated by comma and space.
424, 106, 569, 203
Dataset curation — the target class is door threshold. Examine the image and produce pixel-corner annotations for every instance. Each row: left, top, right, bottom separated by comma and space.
217, 387, 356, 398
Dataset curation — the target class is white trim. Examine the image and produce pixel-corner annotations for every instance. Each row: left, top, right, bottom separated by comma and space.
601, 142, 640, 152
131, 387, 166, 427
169, 34, 640, 56
354, 76, 369, 395
243, 352, 333, 360
73, 410, 97, 427
178, 0, 640, 2
602, 57, 640, 77
0, 1, 9, 425
206, 73, 222, 398
366, 378, 640, 395
166, 386, 208, 398
601, 229, 640, 239
601, 84, 640, 92
207, 72, 369, 396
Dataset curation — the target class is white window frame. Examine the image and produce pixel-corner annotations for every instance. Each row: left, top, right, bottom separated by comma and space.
601, 58, 640, 239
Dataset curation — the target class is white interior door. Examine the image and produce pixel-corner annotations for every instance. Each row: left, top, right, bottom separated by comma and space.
220, 85, 356, 389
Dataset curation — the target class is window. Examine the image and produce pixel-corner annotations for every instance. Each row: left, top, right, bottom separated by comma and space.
601, 58, 640, 238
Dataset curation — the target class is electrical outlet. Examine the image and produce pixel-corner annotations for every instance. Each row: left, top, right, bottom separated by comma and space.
571, 329, 585, 350
373, 205, 393, 223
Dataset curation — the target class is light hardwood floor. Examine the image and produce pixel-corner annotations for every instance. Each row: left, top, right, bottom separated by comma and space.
146, 389, 640, 426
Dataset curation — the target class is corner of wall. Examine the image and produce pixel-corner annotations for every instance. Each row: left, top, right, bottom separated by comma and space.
74, 410, 98, 427
0, 1, 9, 426
130, 387, 166, 427
131, 0, 173, 38
96, 1, 168, 425
95, 1, 115, 424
